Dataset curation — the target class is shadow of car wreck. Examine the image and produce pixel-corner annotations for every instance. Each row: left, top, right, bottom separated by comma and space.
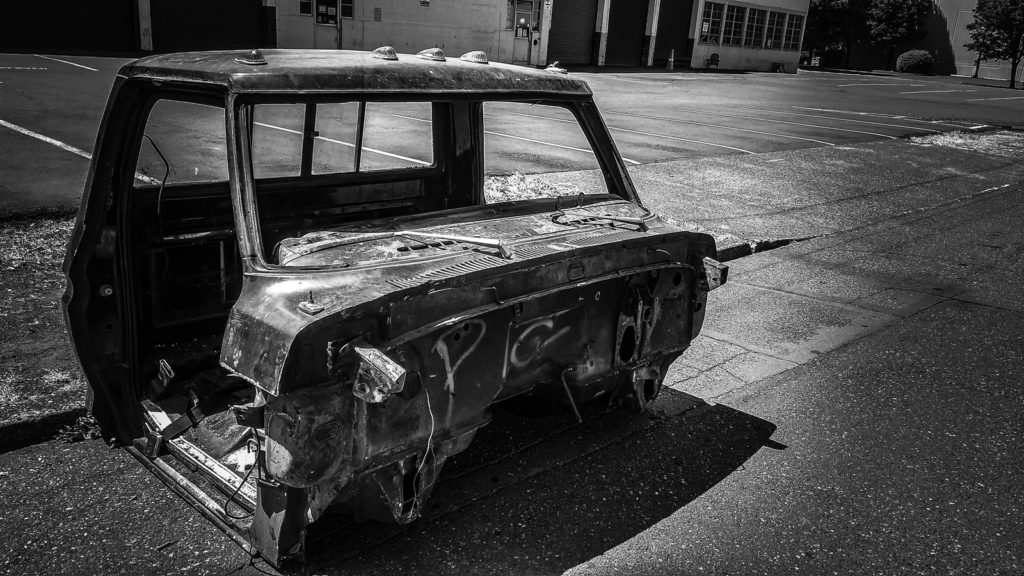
293, 388, 779, 575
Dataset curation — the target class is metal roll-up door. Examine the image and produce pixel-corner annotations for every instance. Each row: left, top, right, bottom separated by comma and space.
151, 0, 268, 53
547, 0, 600, 65
0, 0, 136, 53
605, 0, 648, 66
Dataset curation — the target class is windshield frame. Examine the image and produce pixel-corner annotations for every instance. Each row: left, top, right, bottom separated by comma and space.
231, 92, 640, 273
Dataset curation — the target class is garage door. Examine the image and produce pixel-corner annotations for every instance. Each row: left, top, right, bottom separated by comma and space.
151, 0, 270, 53
605, 0, 648, 66
547, 0, 599, 65
0, 0, 136, 53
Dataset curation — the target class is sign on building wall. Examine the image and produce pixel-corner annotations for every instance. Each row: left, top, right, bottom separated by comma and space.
316, 0, 337, 24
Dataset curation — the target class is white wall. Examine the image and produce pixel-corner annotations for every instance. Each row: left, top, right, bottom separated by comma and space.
278, 0, 523, 63
690, 0, 807, 72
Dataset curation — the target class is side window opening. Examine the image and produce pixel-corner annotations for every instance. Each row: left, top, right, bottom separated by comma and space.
482, 102, 610, 204
136, 100, 229, 186
130, 98, 240, 352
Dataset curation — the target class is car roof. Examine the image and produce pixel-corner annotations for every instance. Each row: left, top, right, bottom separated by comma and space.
119, 49, 592, 98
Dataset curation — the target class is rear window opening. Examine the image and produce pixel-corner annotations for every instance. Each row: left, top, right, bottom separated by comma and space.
241, 99, 617, 269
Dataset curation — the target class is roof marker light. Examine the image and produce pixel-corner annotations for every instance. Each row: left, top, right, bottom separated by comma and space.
416, 48, 446, 62
235, 49, 268, 66
460, 51, 489, 64
370, 46, 399, 61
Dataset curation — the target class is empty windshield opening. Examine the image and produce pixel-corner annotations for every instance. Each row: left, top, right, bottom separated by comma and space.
237, 98, 628, 269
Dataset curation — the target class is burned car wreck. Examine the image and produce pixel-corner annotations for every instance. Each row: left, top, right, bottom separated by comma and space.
63, 47, 727, 566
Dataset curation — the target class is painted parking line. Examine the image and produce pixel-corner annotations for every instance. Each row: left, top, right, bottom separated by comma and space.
392, 112, 643, 165
664, 107, 899, 139
485, 129, 641, 165
836, 83, 928, 87
721, 105, 942, 132
791, 106, 966, 128
33, 54, 98, 72
497, 110, 755, 155
604, 75, 670, 86
899, 89, 977, 94
607, 110, 837, 146
0, 118, 159, 184
964, 96, 1024, 102
607, 125, 755, 154
0, 118, 90, 159
724, 105, 937, 132
254, 121, 430, 166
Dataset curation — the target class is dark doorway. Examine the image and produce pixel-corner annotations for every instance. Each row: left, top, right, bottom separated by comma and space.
547, 0, 600, 65
0, 0, 137, 53
655, 0, 695, 67
151, 0, 271, 52
605, 0, 649, 66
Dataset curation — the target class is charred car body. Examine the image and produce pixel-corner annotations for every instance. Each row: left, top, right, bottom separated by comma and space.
63, 47, 727, 566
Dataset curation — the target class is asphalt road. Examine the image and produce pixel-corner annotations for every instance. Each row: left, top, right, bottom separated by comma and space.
2, 51, 1023, 213
1, 146, 1021, 576
1, 51, 1023, 575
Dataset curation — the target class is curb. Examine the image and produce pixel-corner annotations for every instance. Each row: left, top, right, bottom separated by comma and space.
0, 407, 85, 455
799, 66, 894, 77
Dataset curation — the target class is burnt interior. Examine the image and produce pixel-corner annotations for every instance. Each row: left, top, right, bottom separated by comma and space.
123, 98, 490, 469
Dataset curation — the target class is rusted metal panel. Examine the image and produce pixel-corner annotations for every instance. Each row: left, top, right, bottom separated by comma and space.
119, 49, 594, 97
64, 48, 726, 568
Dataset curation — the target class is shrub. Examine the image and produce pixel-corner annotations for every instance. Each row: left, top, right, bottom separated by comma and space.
895, 50, 934, 74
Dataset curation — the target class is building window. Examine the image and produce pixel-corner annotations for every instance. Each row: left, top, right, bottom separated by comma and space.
699, 2, 724, 44
743, 8, 767, 47
722, 5, 746, 46
508, 1, 541, 35
783, 14, 804, 51
299, 0, 312, 15
765, 11, 785, 49
340, 0, 353, 18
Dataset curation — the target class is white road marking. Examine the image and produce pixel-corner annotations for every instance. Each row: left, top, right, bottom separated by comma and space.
899, 89, 977, 94
660, 108, 899, 139
719, 105, 942, 132
608, 110, 837, 146
485, 129, 642, 165
0, 118, 159, 184
964, 96, 1024, 102
836, 83, 927, 87
33, 54, 98, 72
496, 110, 754, 154
254, 121, 430, 166
604, 76, 669, 85
609, 125, 756, 154
0, 118, 91, 158
791, 106, 966, 128
394, 112, 643, 165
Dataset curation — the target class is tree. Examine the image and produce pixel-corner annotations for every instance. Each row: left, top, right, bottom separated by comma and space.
804, 0, 871, 67
966, 0, 1024, 88
867, 0, 935, 70
806, 0, 850, 57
